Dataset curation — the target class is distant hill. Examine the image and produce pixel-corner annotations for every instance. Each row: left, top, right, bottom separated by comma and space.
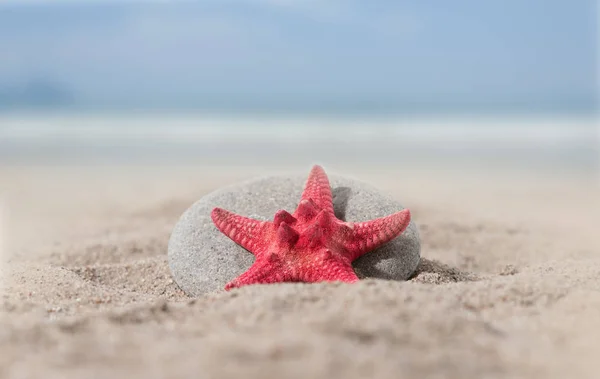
0, 78, 74, 110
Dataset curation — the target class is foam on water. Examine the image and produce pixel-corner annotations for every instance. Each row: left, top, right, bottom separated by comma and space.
0, 113, 598, 173
0, 113, 595, 145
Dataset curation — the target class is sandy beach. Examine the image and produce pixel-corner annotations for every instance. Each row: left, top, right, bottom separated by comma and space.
1, 161, 600, 378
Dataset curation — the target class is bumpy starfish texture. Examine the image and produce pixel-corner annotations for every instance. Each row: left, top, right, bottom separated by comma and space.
211, 165, 411, 291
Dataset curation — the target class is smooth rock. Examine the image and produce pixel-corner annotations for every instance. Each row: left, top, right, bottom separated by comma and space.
168, 173, 421, 296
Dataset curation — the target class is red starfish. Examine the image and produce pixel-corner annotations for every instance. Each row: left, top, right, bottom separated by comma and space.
211, 165, 411, 291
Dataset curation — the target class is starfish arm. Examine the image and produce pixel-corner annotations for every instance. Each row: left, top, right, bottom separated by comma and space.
299, 252, 359, 284
342, 209, 411, 260
298, 165, 335, 216
224, 259, 287, 290
211, 207, 272, 255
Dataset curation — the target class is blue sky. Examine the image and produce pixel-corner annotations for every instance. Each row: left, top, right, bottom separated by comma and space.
0, 0, 597, 112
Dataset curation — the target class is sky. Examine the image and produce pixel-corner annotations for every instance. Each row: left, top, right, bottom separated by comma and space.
0, 0, 598, 113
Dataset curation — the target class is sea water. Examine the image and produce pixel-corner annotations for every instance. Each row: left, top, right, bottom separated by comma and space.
0, 112, 598, 175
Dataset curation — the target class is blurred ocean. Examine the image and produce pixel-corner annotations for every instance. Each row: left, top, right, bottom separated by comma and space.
1, 1, 597, 175
0, 112, 597, 174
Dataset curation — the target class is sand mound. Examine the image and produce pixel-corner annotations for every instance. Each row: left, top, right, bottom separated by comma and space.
409, 258, 482, 283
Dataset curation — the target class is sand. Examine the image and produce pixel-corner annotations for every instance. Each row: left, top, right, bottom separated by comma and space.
1, 164, 600, 379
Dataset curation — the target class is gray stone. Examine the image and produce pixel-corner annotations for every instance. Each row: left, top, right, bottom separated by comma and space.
168, 172, 421, 296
